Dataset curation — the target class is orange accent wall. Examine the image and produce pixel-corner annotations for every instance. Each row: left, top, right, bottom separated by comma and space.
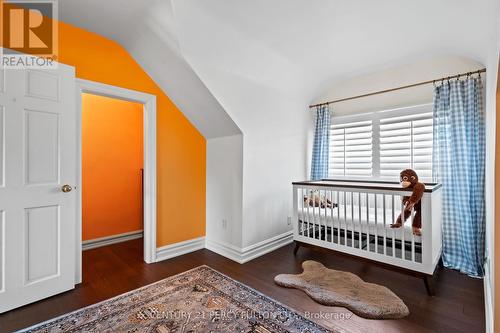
82, 94, 144, 241
57, 23, 206, 246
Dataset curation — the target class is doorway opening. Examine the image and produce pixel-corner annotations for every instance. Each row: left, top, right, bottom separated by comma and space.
76, 80, 157, 284
81, 93, 144, 251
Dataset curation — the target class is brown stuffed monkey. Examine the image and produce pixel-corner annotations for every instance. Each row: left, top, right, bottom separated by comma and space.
390, 169, 425, 236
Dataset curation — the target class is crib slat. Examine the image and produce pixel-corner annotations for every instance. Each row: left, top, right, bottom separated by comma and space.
307, 189, 311, 239
323, 190, 327, 242
401, 196, 405, 259
392, 194, 396, 257
339, 190, 343, 245
366, 193, 369, 252
302, 188, 305, 237
340, 190, 343, 246
299, 188, 302, 236
303, 188, 307, 237
318, 190, 323, 240
331, 191, 335, 244
383, 194, 386, 256
336, 190, 340, 245
318, 189, 321, 241
308, 189, 314, 238
330, 190, 334, 244
309, 190, 315, 238
410, 204, 415, 262
297, 187, 300, 236
343, 191, 347, 246
323, 190, 328, 241
324, 190, 328, 242
328, 190, 332, 244
314, 190, 318, 240
374, 194, 378, 254
313, 189, 317, 240
334, 190, 337, 244
303, 187, 307, 237
358, 192, 362, 250
319, 191, 322, 241
324, 189, 328, 241
351, 191, 354, 247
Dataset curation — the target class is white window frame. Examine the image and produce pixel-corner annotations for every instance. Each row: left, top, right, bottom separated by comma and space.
329, 103, 433, 180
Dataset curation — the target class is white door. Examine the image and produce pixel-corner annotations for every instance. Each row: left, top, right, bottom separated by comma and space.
0, 63, 77, 313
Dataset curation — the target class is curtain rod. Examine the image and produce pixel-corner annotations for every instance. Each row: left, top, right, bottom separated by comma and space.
309, 68, 486, 109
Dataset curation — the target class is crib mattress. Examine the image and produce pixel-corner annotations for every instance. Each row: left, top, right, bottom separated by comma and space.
298, 204, 421, 242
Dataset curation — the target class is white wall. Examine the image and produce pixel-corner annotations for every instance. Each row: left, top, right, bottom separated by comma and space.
206, 98, 311, 249
206, 113, 310, 251
484, 49, 498, 333
172, 2, 315, 250
241, 117, 311, 247
483, 3, 500, 331
206, 134, 243, 248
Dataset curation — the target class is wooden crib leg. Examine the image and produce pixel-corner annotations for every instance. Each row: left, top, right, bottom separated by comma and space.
423, 275, 435, 296
293, 242, 301, 255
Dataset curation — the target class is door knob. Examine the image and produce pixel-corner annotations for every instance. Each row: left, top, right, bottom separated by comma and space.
61, 184, 73, 193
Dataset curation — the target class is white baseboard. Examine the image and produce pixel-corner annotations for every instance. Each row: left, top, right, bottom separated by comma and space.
484, 259, 494, 333
205, 239, 243, 263
205, 231, 293, 264
156, 237, 206, 262
82, 230, 143, 251
83, 231, 291, 266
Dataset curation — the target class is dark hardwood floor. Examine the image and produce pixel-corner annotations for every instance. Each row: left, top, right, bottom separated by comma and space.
0, 239, 485, 332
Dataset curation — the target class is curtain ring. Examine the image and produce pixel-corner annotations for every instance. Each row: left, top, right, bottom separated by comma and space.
433, 80, 436, 87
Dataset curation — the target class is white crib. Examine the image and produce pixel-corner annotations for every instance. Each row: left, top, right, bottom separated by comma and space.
292, 179, 442, 294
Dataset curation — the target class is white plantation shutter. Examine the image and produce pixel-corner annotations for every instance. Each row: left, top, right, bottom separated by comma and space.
329, 120, 372, 177
379, 112, 433, 181
328, 104, 433, 181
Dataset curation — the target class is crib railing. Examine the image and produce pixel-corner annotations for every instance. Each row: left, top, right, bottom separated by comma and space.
292, 180, 442, 275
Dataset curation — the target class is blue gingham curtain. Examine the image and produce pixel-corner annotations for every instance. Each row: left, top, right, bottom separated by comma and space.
310, 105, 331, 180
432, 77, 485, 277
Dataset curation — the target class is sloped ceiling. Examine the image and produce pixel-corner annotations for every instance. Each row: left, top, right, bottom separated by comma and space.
59, 0, 241, 139
60, 0, 500, 138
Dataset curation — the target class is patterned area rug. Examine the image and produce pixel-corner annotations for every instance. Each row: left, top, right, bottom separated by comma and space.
19, 266, 332, 333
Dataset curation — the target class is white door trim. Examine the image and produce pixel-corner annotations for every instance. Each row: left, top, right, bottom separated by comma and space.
75, 79, 157, 284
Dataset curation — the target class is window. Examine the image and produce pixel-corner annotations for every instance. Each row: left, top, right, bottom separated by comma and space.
328, 104, 433, 181
330, 120, 372, 177
379, 112, 433, 179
